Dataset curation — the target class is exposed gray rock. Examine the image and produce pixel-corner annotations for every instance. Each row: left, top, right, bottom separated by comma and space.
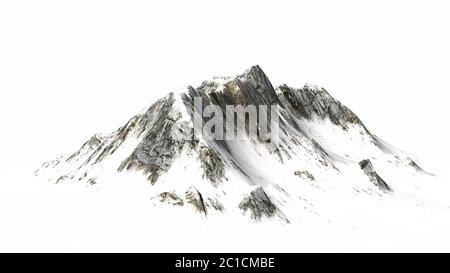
406, 158, 424, 172
87, 178, 96, 185
294, 170, 315, 181
206, 197, 224, 212
239, 187, 277, 220
90, 116, 141, 165
117, 94, 189, 184
185, 188, 207, 216
198, 146, 225, 184
276, 84, 364, 131
157, 192, 184, 206
183, 65, 280, 144
56, 175, 68, 184
359, 159, 392, 192
66, 133, 106, 162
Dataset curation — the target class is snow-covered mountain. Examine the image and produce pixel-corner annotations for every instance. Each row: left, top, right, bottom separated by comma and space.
35, 65, 447, 224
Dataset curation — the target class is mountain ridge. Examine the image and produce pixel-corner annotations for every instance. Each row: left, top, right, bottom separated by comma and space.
35, 65, 436, 223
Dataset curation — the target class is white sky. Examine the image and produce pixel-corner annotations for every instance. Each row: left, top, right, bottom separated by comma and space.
1, 0, 449, 177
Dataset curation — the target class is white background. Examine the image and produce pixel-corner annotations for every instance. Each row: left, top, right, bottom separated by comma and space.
0, 0, 449, 252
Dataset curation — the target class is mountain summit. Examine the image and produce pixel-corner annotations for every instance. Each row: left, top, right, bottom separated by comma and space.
35, 65, 438, 223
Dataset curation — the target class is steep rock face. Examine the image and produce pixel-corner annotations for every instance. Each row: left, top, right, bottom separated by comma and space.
88, 116, 141, 165
117, 93, 184, 183
239, 187, 277, 220
182, 65, 280, 145
194, 65, 279, 107
276, 84, 364, 130
66, 134, 106, 162
359, 159, 392, 192
197, 146, 225, 185
83, 99, 169, 167
185, 188, 208, 216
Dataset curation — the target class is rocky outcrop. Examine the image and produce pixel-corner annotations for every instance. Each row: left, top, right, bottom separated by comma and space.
157, 192, 184, 206
294, 170, 315, 181
117, 94, 189, 184
195, 65, 279, 107
359, 159, 392, 192
198, 146, 225, 184
66, 133, 106, 162
276, 84, 364, 131
239, 187, 277, 220
185, 188, 207, 216
182, 65, 280, 145
406, 158, 427, 173
205, 197, 224, 212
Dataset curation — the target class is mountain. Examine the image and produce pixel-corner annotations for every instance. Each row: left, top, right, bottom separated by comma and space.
35, 65, 443, 223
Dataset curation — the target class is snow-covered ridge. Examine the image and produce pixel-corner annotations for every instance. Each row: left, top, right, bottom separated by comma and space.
35, 65, 445, 224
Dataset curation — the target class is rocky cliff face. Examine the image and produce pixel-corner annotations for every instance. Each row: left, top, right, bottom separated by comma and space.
276, 83, 364, 130
359, 159, 392, 192
35, 65, 431, 223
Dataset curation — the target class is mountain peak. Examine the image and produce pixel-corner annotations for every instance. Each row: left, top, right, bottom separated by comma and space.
237, 65, 270, 86
35, 66, 433, 224
193, 65, 278, 105
240, 64, 264, 76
